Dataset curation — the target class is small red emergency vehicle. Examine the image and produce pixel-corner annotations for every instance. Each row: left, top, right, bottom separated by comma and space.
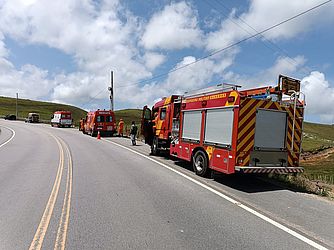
142, 75, 305, 177
82, 109, 116, 137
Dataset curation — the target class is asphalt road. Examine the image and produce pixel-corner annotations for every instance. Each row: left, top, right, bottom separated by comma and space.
0, 119, 333, 249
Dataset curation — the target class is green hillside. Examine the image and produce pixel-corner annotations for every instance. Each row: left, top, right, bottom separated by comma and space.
114, 109, 141, 125
114, 109, 142, 134
301, 122, 334, 185
302, 122, 334, 151
0, 96, 87, 125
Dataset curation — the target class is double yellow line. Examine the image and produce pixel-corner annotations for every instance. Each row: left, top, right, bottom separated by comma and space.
29, 134, 73, 250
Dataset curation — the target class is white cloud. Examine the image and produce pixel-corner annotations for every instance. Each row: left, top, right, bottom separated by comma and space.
0, 0, 152, 108
144, 52, 166, 70
206, 0, 334, 51
120, 49, 238, 108
0, 0, 333, 124
0, 32, 8, 58
0, 58, 53, 99
224, 57, 334, 124
301, 71, 334, 123
224, 55, 306, 89
141, 1, 203, 50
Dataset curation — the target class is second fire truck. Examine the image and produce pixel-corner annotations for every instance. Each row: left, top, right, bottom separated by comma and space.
81, 109, 116, 137
142, 75, 305, 177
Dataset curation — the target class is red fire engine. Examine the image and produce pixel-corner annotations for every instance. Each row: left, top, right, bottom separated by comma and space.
82, 109, 116, 137
142, 75, 305, 177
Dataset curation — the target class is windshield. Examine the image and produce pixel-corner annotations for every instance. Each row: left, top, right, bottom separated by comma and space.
96, 115, 105, 122
106, 115, 113, 122
61, 114, 71, 119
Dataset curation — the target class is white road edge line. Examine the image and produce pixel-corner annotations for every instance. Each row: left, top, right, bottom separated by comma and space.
103, 139, 328, 250
0, 125, 16, 148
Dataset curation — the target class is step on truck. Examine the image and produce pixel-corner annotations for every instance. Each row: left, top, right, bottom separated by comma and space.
141, 75, 305, 177
82, 109, 116, 137
51, 111, 73, 127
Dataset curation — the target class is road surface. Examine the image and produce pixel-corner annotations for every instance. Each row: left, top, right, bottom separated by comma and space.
0, 120, 333, 249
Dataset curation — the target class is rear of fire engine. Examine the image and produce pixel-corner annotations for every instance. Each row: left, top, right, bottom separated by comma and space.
142, 75, 305, 177
83, 109, 116, 137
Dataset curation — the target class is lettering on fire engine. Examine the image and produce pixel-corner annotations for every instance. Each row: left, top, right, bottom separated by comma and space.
185, 93, 227, 103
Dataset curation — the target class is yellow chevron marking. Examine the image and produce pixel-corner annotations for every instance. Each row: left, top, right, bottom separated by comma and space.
242, 141, 254, 156
286, 110, 302, 131
237, 128, 255, 151
239, 104, 259, 128
264, 101, 273, 109
238, 116, 256, 139
239, 99, 256, 117
288, 122, 301, 141
243, 155, 250, 166
287, 133, 300, 152
274, 102, 281, 110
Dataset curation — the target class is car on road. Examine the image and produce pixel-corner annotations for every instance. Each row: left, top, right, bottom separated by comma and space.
4, 114, 16, 120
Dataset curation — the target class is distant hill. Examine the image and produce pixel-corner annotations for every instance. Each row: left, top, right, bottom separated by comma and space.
0, 96, 87, 125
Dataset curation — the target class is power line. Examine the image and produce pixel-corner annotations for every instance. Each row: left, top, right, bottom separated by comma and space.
80, 0, 331, 106
117, 0, 331, 88
208, 0, 314, 75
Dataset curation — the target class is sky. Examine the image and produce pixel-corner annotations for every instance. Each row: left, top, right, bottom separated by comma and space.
0, 0, 334, 124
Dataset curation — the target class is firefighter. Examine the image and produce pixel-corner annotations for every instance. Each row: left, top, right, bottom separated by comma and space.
130, 121, 138, 146
118, 118, 124, 137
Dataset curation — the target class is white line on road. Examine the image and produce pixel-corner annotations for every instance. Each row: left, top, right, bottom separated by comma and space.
103, 139, 328, 250
0, 125, 16, 148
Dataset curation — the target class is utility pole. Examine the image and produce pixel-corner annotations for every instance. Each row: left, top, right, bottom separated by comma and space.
16, 93, 18, 118
108, 71, 114, 111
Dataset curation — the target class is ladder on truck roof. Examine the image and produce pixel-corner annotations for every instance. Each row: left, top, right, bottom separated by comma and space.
183, 82, 241, 98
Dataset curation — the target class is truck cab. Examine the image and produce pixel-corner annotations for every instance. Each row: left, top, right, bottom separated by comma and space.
141, 95, 181, 155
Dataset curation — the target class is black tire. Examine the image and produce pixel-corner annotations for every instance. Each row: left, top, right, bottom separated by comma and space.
192, 150, 211, 177
151, 137, 160, 155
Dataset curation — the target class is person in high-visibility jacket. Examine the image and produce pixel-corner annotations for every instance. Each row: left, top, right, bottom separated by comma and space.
118, 118, 124, 137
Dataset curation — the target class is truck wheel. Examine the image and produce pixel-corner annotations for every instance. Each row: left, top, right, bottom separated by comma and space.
151, 137, 160, 155
193, 150, 211, 177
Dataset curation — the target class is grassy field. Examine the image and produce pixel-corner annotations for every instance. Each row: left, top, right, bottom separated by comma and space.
302, 122, 334, 151
0, 96, 87, 126
114, 109, 142, 133
300, 122, 334, 185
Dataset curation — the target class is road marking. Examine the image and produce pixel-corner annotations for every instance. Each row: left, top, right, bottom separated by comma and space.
0, 125, 16, 148
29, 134, 65, 250
103, 139, 328, 250
54, 138, 73, 250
